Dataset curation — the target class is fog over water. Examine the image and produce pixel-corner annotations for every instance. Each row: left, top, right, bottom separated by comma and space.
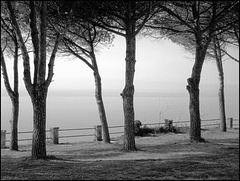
1, 88, 239, 132
1, 86, 239, 144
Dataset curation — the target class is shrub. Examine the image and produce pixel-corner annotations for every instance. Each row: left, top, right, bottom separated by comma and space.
140, 126, 154, 136
134, 121, 180, 137
157, 126, 179, 133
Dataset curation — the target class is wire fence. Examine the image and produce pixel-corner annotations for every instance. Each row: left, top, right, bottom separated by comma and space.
2, 117, 239, 146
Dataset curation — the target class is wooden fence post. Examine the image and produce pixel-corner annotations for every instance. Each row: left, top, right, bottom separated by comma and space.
229, 118, 233, 129
94, 125, 102, 141
1, 130, 6, 148
50, 127, 59, 144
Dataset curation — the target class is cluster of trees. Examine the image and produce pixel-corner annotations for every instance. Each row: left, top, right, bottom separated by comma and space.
1, 1, 239, 159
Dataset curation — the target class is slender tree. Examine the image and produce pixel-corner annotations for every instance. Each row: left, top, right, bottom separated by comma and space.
1, 44, 19, 151
1, 2, 23, 150
56, 22, 113, 143
211, 6, 239, 131
6, 1, 74, 159
46, 1, 114, 143
194, 4, 238, 132
213, 35, 227, 131
207, 31, 239, 132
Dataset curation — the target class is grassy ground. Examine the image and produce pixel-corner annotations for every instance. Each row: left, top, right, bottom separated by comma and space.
1, 128, 239, 180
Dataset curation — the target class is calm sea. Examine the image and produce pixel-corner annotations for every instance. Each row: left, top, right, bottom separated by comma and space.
1, 90, 239, 144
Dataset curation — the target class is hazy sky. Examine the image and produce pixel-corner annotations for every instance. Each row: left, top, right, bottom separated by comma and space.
1, 35, 239, 97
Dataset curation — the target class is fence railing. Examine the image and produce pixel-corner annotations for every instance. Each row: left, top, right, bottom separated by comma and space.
1, 117, 239, 148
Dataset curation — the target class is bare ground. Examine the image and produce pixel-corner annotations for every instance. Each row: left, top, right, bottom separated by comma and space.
1, 128, 239, 180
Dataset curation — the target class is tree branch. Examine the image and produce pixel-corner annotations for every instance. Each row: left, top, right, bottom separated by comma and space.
93, 19, 125, 37
6, 1, 32, 90
134, 10, 150, 36
38, 1, 47, 84
221, 48, 239, 63
13, 37, 19, 94
29, 1, 40, 86
64, 42, 95, 71
1, 47, 14, 98
45, 4, 75, 87
160, 4, 195, 32
145, 24, 193, 34
63, 36, 91, 58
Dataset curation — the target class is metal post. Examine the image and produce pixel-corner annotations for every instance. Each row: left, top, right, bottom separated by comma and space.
1, 130, 6, 148
94, 125, 102, 141
50, 127, 59, 144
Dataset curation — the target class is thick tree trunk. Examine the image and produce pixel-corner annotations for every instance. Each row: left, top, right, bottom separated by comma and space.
121, 34, 136, 151
31, 88, 47, 159
216, 56, 227, 132
186, 78, 202, 142
9, 96, 19, 151
186, 43, 206, 143
93, 73, 111, 143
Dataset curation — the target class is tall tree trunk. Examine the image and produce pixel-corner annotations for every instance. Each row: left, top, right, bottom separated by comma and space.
217, 60, 226, 132
31, 88, 47, 159
93, 72, 111, 143
90, 42, 111, 143
214, 39, 227, 132
121, 34, 136, 151
10, 96, 19, 150
7, 1, 73, 159
1, 40, 19, 151
186, 42, 206, 143
187, 79, 202, 142
10, 40, 19, 151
